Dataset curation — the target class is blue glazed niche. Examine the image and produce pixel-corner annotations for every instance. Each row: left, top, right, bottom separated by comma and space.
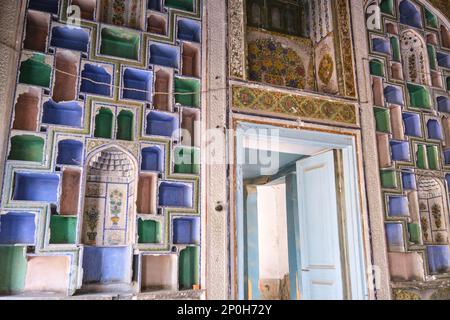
173, 217, 200, 244
13, 172, 59, 202
402, 113, 422, 137
51, 26, 89, 52
385, 223, 405, 251
390, 140, 410, 161
384, 86, 404, 105
149, 43, 179, 69
122, 68, 153, 102
0, 212, 36, 245
402, 170, 416, 190
159, 182, 193, 208
42, 100, 82, 127
146, 111, 178, 137
443, 149, 450, 165
437, 96, 450, 113
80, 64, 112, 97
141, 146, 164, 172
399, 0, 422, 29
372, 38, 391, 55
82, 246, 132, 284
148, 0, 161, 10
177, 19, 201, 43
388, 195, 409, 216
427, 119, 443, 140
437, 52, 450, 69
446, 174, 450, 189
57, 140, 83, 166
427, 245, 450, 274
28, 0, 59, 15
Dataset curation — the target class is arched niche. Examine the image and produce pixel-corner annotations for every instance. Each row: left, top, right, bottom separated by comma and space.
81, 146, 138, 246
400, 29, 431, 86
441, 25, 450, 49
417, 175, 450, 245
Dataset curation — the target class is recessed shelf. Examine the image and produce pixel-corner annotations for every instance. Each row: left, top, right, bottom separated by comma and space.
140, 254, 177, 292
165, 0, 194, 12
0, 246, 27, 295
8, 135, 44, 162
24, 255, 70, 294
19, 54, 52, 88
153, 69, 172, 111
80, 63, 112, 97
174, 77, 200, 107
49, 215, 77, 244
60, 168, 81, 216
122, 68, 153, 102
13, 172, 60, 202
100, 27, 140, 60
53, 50, 79, 103
51, 26, 89, 53
117, 110, 134, 141
181, 43, 200, 78
181, 108, 200, 147
141, 146, 164, 172
24, 10, 50, 52
137, 172, 158, 215
0, 212, 36, 245
57, 140, 83, 166
71, 0, 96, 20
173, 217, 199, 244
28, 0, 60, 15
82, 246, 132, 285
138, 218, 161, 243
173, 146, 199, 174
149, 43, 179, 69
178, 246, 199, 290
12, 88, 40, 132
94, 107, 114, 138
42, 100, 83, 127
146, 111, 178, 137
159, 181, 193, 208
177, 19, 201, 43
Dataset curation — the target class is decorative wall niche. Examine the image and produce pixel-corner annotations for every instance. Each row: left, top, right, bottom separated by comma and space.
52, 50, 80, 103
60, 168, 81, 216
12, 173, 60, 202
12, 87, 40, 132
153, 68, 172, 111
140, 254, 177, 291
0, 213, 36, 245
181, 43, 200, 78
23, 10, 50, 52
71, 0, 96, 20
137, 172, 158, 215
147, 13, 167, 35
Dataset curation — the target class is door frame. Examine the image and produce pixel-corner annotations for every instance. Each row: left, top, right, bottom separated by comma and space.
233, 121, 368, 300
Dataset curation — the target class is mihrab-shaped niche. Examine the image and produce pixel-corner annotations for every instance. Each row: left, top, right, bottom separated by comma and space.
400, 29, 431, 85
81, 147, 137, 246
418, 175, 450, 246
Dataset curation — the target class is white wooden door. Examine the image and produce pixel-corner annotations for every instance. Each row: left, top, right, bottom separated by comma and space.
296, 151, 344, 300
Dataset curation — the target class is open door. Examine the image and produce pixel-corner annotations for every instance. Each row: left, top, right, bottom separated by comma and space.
296, 150, 344, 300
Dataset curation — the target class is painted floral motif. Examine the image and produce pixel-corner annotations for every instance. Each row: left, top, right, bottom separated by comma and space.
112, 0, 126, 26
86, 207, 99, 242
232, 85, 357, 125
318, 54, 334, 85
248, 38, 306, 89
432, 204, 443, 229
109, 189, 123, 226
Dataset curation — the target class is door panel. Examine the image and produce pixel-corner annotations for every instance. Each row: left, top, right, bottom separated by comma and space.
296, 151, 343, 300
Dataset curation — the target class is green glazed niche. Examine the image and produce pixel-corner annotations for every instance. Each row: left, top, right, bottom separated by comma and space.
380, 170, 397, 189
179, 246, 199, 290
408, 223, 421, 244
165, 0, 194, 12
425, 8, 438, 29
19, 54, 51, 88
94, 108, 114, 139
100, 27, 140, 60
427, 145, 439, 170
446, 76, 450, 91
407, 84, 431, 109
8, 135, 44, 162
138, 219, 160, 244
370, 59, 384, 77
0, 246, 26, 294
427, 45, 437, 70
117, 110, 134, 141
416, 144, 428, 169
49, 215, 77, 244
175, 78, 200, 108
374, 107, 390, 133
390, 37, 400, 62
380, 0, 394, 15
174, 146, 200, 174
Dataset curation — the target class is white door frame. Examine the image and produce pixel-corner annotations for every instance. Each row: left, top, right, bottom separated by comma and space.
235, 123, 368, 300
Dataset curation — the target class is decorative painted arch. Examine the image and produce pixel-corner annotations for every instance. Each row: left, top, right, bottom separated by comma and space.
400, 29, 431, 85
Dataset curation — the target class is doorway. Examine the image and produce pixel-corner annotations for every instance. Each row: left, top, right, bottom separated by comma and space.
235, 123, 368, 300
